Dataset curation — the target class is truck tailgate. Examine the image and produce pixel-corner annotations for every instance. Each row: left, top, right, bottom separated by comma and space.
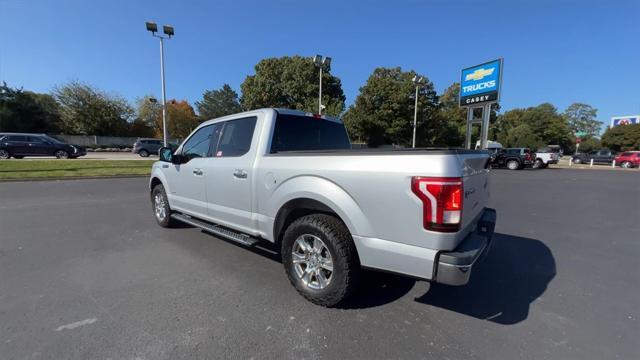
457, 153, 491, 231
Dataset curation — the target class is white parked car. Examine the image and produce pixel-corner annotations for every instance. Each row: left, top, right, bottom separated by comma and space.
149, 108, 496, 306
533, 148, 560, 168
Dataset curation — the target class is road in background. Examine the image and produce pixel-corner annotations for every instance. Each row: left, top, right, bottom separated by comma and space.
0, 169, 638, 359
6, 152, 155, 160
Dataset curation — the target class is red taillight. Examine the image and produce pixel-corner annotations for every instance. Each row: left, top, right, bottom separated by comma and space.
411, 177, 463, 232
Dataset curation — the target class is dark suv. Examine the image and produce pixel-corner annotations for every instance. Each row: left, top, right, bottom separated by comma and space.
572, 149, 616, 164
0, 133, 86, 159
491, 147, 535, 170
132, 138, 164, 157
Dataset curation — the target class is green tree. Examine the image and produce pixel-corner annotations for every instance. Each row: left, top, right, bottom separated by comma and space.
493, 103, 571, 150
343, 67, 439, 147
135, 95, 162, 128
577, 136, 601, 152
155, 99, 199, 139
0, 82, 61, 133
240, 56, 345, 116
196, 84, 243, 120
504, 124, 543, 148
601, 123, 640, 151
564, 103, 602, 137
435, 83, 466, 147
53, 81, 133, 136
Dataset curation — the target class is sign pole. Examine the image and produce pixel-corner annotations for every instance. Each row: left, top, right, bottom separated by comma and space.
480, 103, 491, 149
465, 108, 474, 149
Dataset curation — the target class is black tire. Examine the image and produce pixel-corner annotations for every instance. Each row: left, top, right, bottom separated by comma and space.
573, 158, 581, 164
281, 214, 360, 307
506, 159, 520, 170
55, 150, 69, 159
621, 161, 632, 168
139, 149, 150, 157
532, 159, 543, 169
0, 149, 10, 160
151, 184, 175, 228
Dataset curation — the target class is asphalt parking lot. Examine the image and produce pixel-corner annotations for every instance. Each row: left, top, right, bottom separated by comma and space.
1, 169, 638, 359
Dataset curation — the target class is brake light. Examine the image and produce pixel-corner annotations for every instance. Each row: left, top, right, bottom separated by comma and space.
411, 177, 463, 232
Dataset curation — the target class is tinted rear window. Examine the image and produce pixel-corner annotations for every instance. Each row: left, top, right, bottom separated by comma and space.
270, 114, 351, 153
620, 152, 632, 156
6, 135, 27, 141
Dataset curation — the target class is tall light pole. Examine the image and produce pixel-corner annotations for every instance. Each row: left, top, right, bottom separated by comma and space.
412, 76, 424, 148
313, 55, 331, 114
146, 22, 174, 147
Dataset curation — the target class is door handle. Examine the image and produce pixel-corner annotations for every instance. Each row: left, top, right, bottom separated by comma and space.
193, 168, 204, 176
233, 169, 247, 179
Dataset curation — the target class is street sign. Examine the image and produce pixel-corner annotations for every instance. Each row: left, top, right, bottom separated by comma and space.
459, 59, 503, 107
575, 131, 587, 137
611, 115, 639, 127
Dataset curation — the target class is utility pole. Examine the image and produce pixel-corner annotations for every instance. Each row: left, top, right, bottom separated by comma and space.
146, 22, 174, 147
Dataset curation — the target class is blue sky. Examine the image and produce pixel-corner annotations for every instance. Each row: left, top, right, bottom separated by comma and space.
1, 0, 639, 126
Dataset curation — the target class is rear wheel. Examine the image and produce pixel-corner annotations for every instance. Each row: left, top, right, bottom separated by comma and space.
139, 149, 150, 157
621, 161, 632, 168
506, 160, 520, 170
55, 150, 69, 159
281, 214, 360, 307
573, 158, 582, 164
0, 149, 10, 159
532, 159, 544, 169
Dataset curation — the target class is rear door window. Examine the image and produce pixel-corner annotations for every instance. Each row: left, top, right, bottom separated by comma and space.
270, 114, 351, 153
6, 135, 27, 142
27, 136, 44, 143
215, 117, 257, 157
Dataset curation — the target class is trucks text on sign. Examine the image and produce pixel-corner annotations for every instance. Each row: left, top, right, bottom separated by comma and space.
459, 59, 502, 107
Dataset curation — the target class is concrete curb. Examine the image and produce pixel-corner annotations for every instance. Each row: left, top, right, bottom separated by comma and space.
0, 174, 149, 183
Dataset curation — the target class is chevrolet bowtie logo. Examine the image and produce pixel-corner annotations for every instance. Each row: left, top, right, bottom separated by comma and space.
465, 67, 495, 81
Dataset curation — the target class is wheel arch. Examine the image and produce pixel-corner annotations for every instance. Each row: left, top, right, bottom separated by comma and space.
269, 176, 372, 246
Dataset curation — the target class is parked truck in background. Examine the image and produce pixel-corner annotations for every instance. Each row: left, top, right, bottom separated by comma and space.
533, 147, 559, 168
148, 109, 496, 306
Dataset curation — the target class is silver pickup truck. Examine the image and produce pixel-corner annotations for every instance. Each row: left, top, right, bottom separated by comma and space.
149, 108, 496, 306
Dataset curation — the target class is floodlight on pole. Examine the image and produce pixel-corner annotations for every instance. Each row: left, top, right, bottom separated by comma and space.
412, 76, 425, 148
313, 54, 331, 114
146, 21, 174, 147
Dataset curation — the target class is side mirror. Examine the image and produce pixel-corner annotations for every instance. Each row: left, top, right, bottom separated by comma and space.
159, 147, 175, 163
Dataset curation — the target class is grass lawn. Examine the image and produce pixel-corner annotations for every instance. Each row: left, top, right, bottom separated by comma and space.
0, 160, 155, 180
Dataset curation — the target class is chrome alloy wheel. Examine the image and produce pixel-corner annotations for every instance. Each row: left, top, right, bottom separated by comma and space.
154, 192, 167, 221
292, 234, 334, 290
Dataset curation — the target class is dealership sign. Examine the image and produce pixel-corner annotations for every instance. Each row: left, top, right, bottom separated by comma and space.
611, 115, 639, 127
459, 59, 503, 106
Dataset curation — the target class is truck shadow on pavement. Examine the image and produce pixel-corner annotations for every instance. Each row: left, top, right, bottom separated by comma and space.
414, 233, 556, 325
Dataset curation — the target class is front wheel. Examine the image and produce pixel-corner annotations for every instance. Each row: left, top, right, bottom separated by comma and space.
281, 214, 360, 307
621, 161, 632, 168
55, 150, 69, 159
151, 184, 175, 228
139, 149, 150, 157
573, 158, 582, 164
0, 149, 10, 159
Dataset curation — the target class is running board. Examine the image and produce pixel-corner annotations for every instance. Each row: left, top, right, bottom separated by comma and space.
170, 213, 259, 247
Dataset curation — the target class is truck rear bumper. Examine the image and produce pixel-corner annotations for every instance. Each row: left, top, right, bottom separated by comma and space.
434, 208, 496, 286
